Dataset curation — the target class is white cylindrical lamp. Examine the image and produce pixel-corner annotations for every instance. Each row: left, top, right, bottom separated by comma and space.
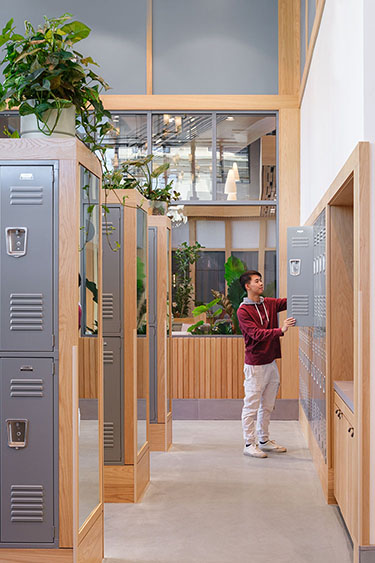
224, 169, 237, 200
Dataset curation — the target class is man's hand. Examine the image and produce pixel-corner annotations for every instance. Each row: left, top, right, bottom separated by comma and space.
281, 317, 296, 333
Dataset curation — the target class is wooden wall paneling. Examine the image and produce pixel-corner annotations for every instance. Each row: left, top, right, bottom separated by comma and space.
135, 445, 150, 502
101, 94, 299, 112
78, 337, 99, 399
103, 465, 135, 503
123, 201, 137, 465
59, 158, 79, 547
177, 338, 183, 398
278, 108, 300, 399
0, 550, 73, 562
205, 337, 211, 398
261, 135, 276, 166
356, 143, 370, 546
278, 0, 300, 96
77, 508, 103, 563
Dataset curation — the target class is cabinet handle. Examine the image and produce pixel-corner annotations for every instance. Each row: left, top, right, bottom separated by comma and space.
348, 427, 354, 437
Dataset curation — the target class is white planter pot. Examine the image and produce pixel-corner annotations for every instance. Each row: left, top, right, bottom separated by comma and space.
20, 103, 76, 138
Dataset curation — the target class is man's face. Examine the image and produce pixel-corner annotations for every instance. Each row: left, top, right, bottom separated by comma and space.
246, 275, 264, 295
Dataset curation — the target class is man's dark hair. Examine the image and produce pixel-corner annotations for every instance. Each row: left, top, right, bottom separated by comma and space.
240, 270, 262, 292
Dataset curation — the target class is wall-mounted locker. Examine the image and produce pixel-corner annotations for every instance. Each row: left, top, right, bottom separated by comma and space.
0, 139, 104, 563
148, 216, 173, 452
287, 226, 314, 327
102, 190, 150, 503
0, 165, 55, 353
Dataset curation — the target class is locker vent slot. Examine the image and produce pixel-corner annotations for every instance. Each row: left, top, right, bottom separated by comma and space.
10, 294, 44, 331
10, 186, 43, 206
103, 294, 114, 319
10, 485, 44, 522
102, 221, 114, 235
104, 422, 114, 448
103, 350, 114, 364
291, 295, 309, 315
10, 379, 44, 398
291, 237, 309, 247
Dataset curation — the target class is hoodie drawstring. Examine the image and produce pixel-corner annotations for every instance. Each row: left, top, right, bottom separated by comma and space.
254, 302, 269, 326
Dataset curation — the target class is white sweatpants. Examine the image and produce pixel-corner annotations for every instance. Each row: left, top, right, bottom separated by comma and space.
241, 361, 280, 444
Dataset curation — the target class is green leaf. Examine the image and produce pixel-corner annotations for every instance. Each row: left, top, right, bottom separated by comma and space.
60, 21, 91, 42
224, 255, 247, 286
192, 305, 208, 316
213, 308, 223, 317
151, 163, 169, 177
187, 320, 204, 333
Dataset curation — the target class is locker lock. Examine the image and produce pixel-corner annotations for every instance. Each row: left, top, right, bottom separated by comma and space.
6, 419, 29, 449
5, 227, 28, 258
289, 258, 301, 276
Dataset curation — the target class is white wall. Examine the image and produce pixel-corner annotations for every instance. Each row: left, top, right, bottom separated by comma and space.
300, 0, 364, 224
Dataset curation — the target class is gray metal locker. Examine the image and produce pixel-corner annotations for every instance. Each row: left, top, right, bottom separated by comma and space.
287, 226, 314, 326
102, 207, 122, 334
0, 165, 55, 352
148, 227, 157, 424
0, 358, 55, 544
103, 337, 123, 463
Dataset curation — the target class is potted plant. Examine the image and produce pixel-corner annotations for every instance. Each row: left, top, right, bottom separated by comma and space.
0, 13, 112, 142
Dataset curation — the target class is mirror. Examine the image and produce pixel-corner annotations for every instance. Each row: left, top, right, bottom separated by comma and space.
136, 207, 147, 452
78, 166, 100, 528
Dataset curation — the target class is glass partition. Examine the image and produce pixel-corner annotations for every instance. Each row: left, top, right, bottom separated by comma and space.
80, 168, 100, 336
167, 228, 172, 414
78, 167, 100, 528
103, 113, 147, 172
152, 113, 212, 201
136, 207, 147, 451
216, 114, 276, 201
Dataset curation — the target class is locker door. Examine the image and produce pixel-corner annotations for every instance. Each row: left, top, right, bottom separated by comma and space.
148, 227, 157, 424
0, 358, 54, 544
0, 165, 54, 352
287, 226, 314, 327
103, 337, 122, 463
102, 206, 122, 335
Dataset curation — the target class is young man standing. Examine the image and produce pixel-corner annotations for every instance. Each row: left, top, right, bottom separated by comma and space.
237, 270, 295, 458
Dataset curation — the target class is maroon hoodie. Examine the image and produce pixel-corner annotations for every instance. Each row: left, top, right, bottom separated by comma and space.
237, 297, 287, 365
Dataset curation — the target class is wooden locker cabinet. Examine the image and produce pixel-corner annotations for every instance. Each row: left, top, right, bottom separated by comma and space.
333, 392, 357, 541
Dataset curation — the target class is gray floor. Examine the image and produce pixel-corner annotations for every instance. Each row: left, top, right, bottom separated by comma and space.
104, 421, 353, 563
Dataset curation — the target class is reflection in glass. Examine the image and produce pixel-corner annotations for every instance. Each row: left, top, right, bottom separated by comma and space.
78, 167, 100, 529
137, 208, 147, 451
264, 250, 277, 297
216, 114, 276, 201
103, 113, 147, 173
152, 113, 212, 201
167, 228, 172, 413
80, 168, 100, 336
231, 251, 259, 271
0, 112, 20, 138
195, 251, 225, 304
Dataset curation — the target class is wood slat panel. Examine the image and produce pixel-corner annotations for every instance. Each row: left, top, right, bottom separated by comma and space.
171, 337, 246, 399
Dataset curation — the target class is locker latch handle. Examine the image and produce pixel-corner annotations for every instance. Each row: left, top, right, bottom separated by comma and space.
6, 419, 29, 449
5, 227, 28, 258
289, 258, 301, 276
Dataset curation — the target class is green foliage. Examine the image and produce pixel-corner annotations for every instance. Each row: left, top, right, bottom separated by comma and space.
0, 14, 112, 142
263, 280, 276, 298
208, 255, 246, 335
173, 241, 203, 317
224, 255, 247, 286
103, 155, 180, 204
187, 298, 227, 334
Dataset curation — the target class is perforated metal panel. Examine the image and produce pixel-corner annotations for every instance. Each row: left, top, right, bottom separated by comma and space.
0, 165, 54, 352
0, 358, 54, 543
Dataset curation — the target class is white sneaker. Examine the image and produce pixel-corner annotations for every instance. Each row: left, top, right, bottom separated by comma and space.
258, 440, 287, 453
243, 444, 268, 458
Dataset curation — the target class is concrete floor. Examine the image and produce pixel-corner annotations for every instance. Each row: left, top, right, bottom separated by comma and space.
104, 421, 353, 563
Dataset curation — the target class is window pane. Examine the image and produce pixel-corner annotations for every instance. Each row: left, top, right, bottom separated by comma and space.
231, 251, 259, 271
195, 251, 225, 304
216, 114, 276, 201
104, 114, 147, 171
264, 250, 276, 297
196, 220, 225, 248
232, 220, 259, 249
266, 218, 277, 248
152, 113, 212, 201
0, 112, 20, 138
171, 221, 189, 247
